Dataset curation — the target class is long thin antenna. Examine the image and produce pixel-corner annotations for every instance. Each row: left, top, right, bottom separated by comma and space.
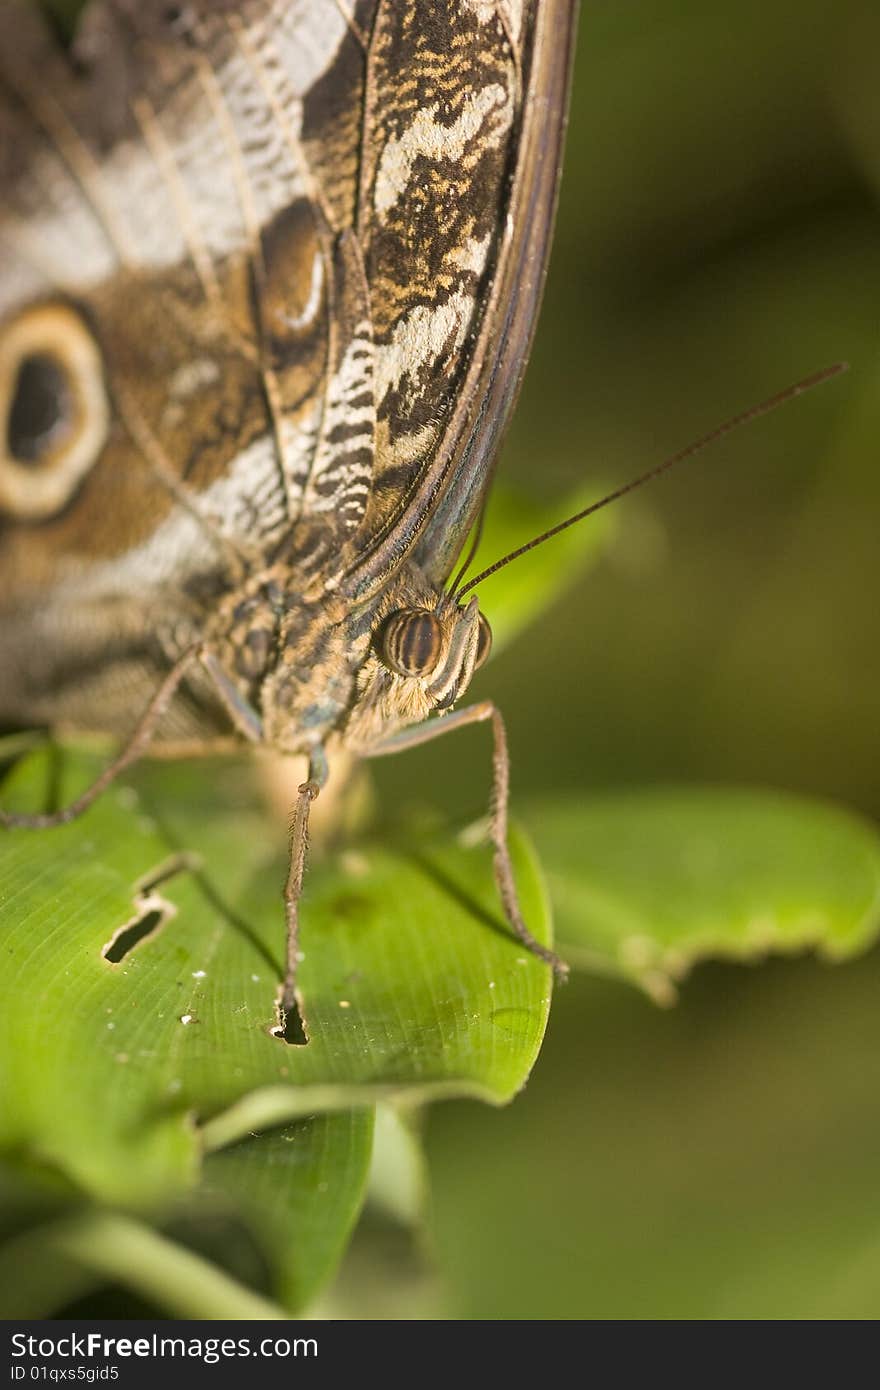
455, 362, 848, 600
448, 496, 491, 598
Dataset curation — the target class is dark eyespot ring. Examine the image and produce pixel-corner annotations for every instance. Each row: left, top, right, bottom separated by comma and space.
379, 609, 443, 678
0, 303, 108, 520
474, 612, 493, 670
7, 352, 73, 463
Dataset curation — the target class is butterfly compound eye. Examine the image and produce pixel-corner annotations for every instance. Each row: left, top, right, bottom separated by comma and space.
0, 303, 109, 520
474, 612, 493, 670
380, 609, 444, 678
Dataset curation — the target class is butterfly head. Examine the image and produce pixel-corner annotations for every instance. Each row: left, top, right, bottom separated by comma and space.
376, 596, 492, 713
333, 593, 492, 753
234, 573, 495, 756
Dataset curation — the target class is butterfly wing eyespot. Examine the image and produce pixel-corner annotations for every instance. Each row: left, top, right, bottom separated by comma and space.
379, 609, 443, 678
0, 303, 109, 521
474, 612, 493, 670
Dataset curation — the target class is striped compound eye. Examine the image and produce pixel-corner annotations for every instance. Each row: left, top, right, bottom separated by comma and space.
474, 612, 493, 670
0, 303, 109, 520
380, 609, 443, 678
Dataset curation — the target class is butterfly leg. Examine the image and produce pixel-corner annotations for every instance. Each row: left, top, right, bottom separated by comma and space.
0, 645, 208, 830
365, 702, 568, 981
0, 646, 263, 830
280, 745, 329, 1032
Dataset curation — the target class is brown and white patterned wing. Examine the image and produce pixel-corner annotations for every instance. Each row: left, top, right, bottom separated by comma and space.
0, 0, 375, 730
345, 0, 578, 595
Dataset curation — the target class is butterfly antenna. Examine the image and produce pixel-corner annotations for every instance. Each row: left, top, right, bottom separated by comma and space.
448, 497, 491, 598
455, 363, 848, 601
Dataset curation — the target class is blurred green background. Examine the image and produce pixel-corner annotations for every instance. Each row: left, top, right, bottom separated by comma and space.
360, 0, 880, 1319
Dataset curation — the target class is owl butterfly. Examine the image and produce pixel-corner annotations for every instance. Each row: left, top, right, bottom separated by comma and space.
0, 0, 579, 1032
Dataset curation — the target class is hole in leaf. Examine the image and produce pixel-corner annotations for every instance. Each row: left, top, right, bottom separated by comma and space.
101, 853, 196, 964
272, 990, 309, 1047
103, 905, 168, 963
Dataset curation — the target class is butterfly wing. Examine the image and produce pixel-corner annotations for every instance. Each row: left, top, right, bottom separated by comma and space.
343, 0, 579, 597
0, 0, 370, 732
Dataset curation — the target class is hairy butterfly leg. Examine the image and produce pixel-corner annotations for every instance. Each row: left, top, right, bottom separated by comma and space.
0, 646, 203, 829
279, 745, 329, 1037
0, 646, 264, 829
365, 701, 568, 980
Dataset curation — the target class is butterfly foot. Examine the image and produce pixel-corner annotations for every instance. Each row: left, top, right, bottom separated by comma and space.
550, 952, 570, 984
519, 934, 569, 983
274, 982, 308, 1046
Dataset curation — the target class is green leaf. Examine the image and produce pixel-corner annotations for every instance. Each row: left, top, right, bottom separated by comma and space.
0, 1212, 288, 1320
525, 787, 880, 1002
0, 1114, 371, 1318
462, 482, 614, 655
364, 1105, 428, 1229
0, 741, 551, 1193
201, 1112, 373, 1314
